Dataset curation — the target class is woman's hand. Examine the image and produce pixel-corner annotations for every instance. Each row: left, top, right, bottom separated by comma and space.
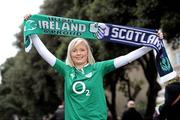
157, 29, 164, 39
24, 14, 31, 20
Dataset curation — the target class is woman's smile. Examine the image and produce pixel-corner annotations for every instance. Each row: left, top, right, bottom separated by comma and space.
71, 42, 88, 68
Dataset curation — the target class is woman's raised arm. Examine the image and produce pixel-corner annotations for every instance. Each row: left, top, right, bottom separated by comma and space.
30, 34, 56, 66
114, 46, 152, 68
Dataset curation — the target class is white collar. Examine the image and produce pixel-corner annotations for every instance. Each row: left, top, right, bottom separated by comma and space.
75, 64, 89, 74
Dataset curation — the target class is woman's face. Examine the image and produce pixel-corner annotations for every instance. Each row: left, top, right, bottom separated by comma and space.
71, 42, 88, 67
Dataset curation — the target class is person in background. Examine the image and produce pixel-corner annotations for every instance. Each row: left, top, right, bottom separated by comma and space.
121, 100, 143, 120
51, 99, 64, 120
153, 75, 180, 120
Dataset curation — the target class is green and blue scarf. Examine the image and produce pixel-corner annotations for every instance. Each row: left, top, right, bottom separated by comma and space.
23, 14, 177, 83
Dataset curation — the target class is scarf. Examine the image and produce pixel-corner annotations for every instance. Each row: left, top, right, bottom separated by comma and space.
23, 14, 177, 84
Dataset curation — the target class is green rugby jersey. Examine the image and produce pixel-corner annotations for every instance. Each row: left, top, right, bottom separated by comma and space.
53, 59, 115, 120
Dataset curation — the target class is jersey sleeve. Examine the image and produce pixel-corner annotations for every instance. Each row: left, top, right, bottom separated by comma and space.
53, 58, 69, 77
97, 59, 116, 76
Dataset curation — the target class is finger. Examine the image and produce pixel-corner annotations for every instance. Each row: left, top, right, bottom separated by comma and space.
157, 29, 163, 39
24, 14, 31, 20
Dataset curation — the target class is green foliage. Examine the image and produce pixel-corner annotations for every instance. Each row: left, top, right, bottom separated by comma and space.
41, 0, 74, 16
136, 0, 180, 42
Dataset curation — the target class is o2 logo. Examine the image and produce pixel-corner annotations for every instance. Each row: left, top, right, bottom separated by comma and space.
72, 81, 90, 96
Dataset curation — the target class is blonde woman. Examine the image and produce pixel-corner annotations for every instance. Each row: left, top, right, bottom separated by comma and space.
25, 15, 163, 120
30, 34, 152, 120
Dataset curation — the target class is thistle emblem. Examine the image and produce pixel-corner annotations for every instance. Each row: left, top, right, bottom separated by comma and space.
160, 57, 171, 71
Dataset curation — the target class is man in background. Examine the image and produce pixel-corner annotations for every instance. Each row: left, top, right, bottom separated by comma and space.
121, 100, 143, 120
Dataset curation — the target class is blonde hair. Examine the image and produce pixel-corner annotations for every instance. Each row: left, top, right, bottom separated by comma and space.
65, 38, 95, 67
